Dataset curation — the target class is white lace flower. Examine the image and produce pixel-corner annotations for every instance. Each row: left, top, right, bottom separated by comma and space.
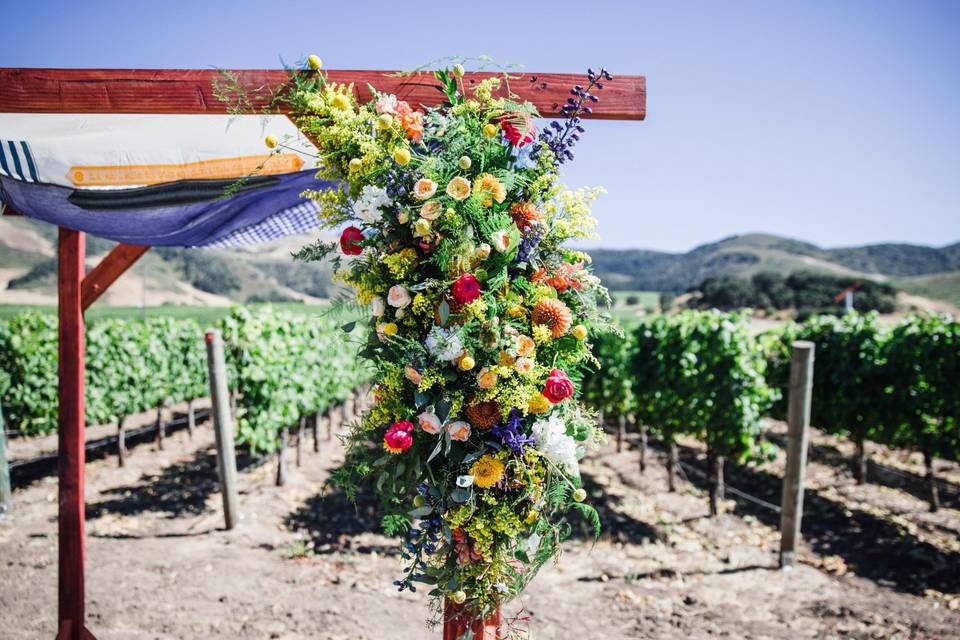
352, 185, 392, 224
424, 326, 464, 362
531, 414, 580, 475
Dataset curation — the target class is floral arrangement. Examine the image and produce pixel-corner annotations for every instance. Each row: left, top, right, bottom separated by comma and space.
269, 57, 616, 627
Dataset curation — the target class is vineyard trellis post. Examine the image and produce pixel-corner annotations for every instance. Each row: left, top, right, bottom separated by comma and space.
0, 403, 11, 514
780, 341, 815, 568
205, 330, 240, 531
0, 65, 645, 640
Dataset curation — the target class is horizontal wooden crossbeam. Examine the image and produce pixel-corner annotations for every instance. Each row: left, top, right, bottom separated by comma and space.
80, 242, 150, 311
0, 68, 646, 121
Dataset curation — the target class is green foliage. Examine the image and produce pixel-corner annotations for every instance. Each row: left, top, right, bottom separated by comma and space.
0, 313, 207, 435
688, 271, 897, 314
632, 311, 776, 463
219, 306, 368, 454
763, 312, 959, 464
880, 316, 960, 461
580, 328, 634, 417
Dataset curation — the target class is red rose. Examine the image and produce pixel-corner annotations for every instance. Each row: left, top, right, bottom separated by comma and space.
451, 273, 482, 305
340, 226, 364, 255
543, 368, 575, 404
500, 113, 537, 148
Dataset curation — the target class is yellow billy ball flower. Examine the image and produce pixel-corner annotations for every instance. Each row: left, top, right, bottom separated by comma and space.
571, 324, 588, 340
482, 123, 498, 138
459, 355, 476, 371
452, 63, 465, 78
307, 55, 323, 71
382, 322, 398, 337
573, 488, 587, 503
332, 93, 351, 110
378, 113, 394, 129
348, 158, 362, 172
458, 155, 472, 170
264, 135, 278, 149
393, 147, 411, 165
413, 495, 427, 508
451, 590, 467, 604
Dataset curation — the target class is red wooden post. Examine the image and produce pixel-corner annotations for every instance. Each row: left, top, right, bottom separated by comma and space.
442, 601, 501, 640
56, 228, 96, 640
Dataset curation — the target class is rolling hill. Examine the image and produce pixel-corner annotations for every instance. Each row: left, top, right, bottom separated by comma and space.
587, 233, 960, 294
2, 219, 958, 309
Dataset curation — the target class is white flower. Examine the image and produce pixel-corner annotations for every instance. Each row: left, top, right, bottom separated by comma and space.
387, 285, 411, 309
418, 411, 442, 435
525, 532, 541, 557
531, 414, 580, 475
491, 229, 512, 253
424, 326, 464, 362
456, 475, 476, 487
371, 296, 385, 317
352, 185, 392, 224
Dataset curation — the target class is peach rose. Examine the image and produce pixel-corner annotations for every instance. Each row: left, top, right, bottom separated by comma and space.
405, 366, 423, 386
418, 411, 442, 435
515, 357, 535, 376
387, 285, 411, 309
446, 176, 472, 201
516, 335, 536, 357
420, 201, 443, 220
413, 178, 437, 200
477, 367, 498, 390
446, 420, 472, 442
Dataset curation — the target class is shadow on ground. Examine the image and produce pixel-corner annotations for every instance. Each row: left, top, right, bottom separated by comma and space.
284, 463, 658, 554
647, 439, 960, 596
86, 447, 263, 521
765, 431, 960, 510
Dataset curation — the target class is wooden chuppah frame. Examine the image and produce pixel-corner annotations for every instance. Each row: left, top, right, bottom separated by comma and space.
0, 67, 646, 640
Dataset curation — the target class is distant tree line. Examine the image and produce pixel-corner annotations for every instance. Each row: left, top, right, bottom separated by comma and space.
686, 271, 897, 315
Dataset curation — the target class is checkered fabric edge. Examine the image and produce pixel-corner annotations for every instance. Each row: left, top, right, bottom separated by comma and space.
198, 201, 321, 248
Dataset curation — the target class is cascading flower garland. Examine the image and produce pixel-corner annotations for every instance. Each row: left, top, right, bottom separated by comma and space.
273, 58, 616, 626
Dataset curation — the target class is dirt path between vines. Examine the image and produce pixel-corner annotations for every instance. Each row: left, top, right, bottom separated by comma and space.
1, 412, 959, 639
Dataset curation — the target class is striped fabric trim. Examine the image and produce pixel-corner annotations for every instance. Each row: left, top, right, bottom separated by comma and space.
0, 140, 40, 183
198, 200, 322, 248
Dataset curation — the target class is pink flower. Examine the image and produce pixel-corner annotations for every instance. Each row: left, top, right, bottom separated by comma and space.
375, 94, 398, 115
543, 368, 575, 404
384, 420, 415, 454
500, 113, 537, 148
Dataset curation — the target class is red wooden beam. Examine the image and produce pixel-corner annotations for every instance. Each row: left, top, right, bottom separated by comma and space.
81, 243, 150, 311
0, 68, 646, 121
56, 228, 96, 640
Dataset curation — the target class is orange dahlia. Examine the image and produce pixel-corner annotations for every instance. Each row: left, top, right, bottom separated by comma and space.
531, 298, 573, 339
509, 201, 541, 230
464, 399, 501, 429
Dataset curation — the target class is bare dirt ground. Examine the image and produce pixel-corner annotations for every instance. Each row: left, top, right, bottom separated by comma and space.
2, 408, 959, 639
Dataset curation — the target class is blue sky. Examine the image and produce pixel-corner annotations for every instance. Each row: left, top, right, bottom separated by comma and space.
3, 0, 958, 252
